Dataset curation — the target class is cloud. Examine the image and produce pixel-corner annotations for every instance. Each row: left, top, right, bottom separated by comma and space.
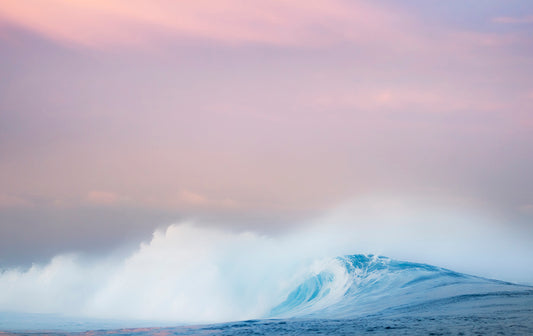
0, 0, 406, 48
0, 193, 30, 208
177, 190, 208, 205
519, 204, 533, 215
175, 190, 239, 210
493, 15, 533, 24
86, 191, 122, 206
122, 190, 240, 211
311, 86, 509, 114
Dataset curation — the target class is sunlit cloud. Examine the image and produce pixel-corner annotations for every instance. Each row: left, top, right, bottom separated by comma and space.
86, 191, 123, 206
0, 0, 405, 49
311, 87, 510, 113
175, 190, 240, 210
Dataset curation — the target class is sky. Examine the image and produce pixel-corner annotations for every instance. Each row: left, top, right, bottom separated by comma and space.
0, 0, 533, 276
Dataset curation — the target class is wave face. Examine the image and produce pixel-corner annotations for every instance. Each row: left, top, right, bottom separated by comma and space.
271, 254, 530, 319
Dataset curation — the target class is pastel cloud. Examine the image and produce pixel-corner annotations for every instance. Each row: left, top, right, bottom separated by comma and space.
0, 0, 402, 48
178, 190, 208, 206
86, 190, 122, 206
520, 204, 533, 214
312, 87, 510, 114
174, 190, 239, 210
84, 189, 241, 211
493, 15, 533, 24
0, 193, 30, 208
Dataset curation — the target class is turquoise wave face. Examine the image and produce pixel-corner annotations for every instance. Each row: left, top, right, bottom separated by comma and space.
270, 254, 529, 319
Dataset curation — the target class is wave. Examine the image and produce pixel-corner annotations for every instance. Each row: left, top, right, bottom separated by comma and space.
0, 217, 531, 329
1, 252, 530, 332
271, 254, 530, 319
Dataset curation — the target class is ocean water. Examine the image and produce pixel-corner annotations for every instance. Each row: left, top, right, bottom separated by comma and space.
1, 255, 532, 335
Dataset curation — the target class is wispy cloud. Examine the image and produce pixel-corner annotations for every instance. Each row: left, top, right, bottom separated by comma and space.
174, 190, 240, 210
0, 0, 404, 48
86, 191, 123, 206
0, 193, 31, 208
492, 15, 533, 24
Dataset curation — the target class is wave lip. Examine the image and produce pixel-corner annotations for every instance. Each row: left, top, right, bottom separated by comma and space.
270, 254, 530, 319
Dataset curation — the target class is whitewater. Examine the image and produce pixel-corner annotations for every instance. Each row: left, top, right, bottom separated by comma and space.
1, 252, 532, 335
1, 199, 533, 334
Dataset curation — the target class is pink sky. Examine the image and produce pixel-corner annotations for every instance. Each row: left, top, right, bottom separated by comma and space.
0, 0, 405, 47
0, 0, 532, 264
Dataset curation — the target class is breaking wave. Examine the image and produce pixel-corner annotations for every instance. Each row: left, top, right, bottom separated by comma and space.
1, 199, 532, 327
270, 254, 529, 319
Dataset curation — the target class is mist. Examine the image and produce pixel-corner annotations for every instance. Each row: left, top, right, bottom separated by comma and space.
1, 196, 531, 324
